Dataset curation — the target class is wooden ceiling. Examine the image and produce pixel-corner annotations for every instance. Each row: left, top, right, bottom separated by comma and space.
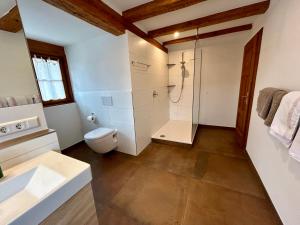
41, 0, 271, 52
0, 6, 22, 33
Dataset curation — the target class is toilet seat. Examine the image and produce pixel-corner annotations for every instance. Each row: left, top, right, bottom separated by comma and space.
84, 128, 115, 140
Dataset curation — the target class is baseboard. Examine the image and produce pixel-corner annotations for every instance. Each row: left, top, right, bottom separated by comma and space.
199, 124, 236, 131
245, 151, 283, 225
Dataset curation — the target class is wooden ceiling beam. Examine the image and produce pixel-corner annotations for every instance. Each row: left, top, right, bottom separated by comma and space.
43, 0, 125, 36
149, 1, 269, 38
123, 0, 208, 23
124, 21, 168, 53
0, 6, 22, 33
43, 0, 167, 53
163, 24, 253, 46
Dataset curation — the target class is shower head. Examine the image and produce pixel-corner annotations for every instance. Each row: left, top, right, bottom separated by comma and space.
180, 52, 186, 65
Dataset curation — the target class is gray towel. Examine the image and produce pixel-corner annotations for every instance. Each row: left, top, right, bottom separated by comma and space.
257, 88, 280, 119
264, 90, 288, 126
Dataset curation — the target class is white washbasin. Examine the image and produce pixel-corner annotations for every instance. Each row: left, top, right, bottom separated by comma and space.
0, 151, 92, 225
0, 165, 66, 203
0, 165, 66, 224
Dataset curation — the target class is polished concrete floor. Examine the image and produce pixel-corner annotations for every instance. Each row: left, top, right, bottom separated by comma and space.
64, 127, 282, 225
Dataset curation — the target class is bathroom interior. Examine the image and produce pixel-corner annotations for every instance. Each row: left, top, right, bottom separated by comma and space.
1, 0, 300, 224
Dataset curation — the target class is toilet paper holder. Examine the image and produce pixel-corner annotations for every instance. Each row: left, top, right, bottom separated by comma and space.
87, 113, 96, 123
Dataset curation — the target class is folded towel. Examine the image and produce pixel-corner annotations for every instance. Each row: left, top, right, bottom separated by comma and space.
6, 96, 17, 107
264, 90, 288, 126
15, 96, 28, 106
289, 128, 300, 162
0, 97, 8, 108
257, 88, 279, 119
270, 91, 300, 148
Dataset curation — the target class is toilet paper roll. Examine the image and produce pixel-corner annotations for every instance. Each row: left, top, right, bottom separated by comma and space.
87, 115, 96, 123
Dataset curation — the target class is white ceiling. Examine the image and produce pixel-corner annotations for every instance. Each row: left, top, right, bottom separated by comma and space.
0, 0, 16, 18
103, 0, 151, 13
17, 0, 108, 46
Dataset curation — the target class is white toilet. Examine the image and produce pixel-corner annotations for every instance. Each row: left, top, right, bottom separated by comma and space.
84, 128, 118, 154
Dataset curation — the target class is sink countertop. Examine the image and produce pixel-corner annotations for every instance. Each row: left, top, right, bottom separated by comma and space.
0, 151, 92, 225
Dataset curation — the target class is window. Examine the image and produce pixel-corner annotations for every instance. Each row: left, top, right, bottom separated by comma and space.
27, 39, 74, 107
32, 56, 66, 101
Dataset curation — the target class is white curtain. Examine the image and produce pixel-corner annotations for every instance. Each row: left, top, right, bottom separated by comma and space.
32, 57, 66, 101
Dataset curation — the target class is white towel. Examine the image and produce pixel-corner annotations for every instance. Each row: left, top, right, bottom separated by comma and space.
289, 128, 300, 162
15, 96, 28, 106
270, 91, 300, 148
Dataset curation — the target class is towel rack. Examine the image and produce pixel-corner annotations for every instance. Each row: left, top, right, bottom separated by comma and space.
131, 61, 151, 67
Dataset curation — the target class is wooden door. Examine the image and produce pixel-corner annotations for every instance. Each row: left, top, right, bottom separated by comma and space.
236, 29, 263, 149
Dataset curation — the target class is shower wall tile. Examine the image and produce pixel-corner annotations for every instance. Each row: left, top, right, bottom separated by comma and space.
168, 49, 195, 122
74, 90, 136, 155
128, 31, 169, 155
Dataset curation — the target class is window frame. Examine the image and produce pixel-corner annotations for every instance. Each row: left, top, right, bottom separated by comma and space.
27, 39, 74, 107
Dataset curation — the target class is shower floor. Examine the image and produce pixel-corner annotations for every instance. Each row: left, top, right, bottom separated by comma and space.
152, 120, 192, 144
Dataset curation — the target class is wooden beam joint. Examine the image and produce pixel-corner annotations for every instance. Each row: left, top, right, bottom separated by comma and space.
0, 6, 22, 33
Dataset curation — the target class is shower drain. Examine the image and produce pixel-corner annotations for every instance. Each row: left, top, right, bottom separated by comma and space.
160, 134, 166, 138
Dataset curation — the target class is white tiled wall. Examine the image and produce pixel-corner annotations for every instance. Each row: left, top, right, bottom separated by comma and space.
168, 43, 243, 128
75, 90, 136, 155
168, 49, 195, 122
128, 32, 169, 154
66, 33, 137, 156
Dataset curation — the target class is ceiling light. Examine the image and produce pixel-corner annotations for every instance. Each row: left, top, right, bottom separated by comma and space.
174, 32, 180, 38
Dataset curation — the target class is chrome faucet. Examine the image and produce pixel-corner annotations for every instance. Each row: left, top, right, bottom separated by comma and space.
0, 165, 3, 179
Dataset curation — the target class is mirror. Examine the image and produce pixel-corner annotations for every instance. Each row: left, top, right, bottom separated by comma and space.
0, 0, 40, 108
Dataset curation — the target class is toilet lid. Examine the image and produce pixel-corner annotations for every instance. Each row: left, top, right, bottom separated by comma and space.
84, 128, 115, 140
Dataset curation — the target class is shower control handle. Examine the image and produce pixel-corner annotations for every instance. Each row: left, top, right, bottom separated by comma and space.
153, 90, 159, 98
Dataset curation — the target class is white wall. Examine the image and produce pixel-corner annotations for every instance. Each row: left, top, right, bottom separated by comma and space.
0, 30, 38, 97
128, 32, 169, 154
246, 0, 300, 224
168, 42, 243, 128
199, 43, 243, 127
43, 103, 83, 150
66, 33, 137, 155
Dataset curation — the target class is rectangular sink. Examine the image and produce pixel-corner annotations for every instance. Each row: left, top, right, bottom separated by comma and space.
0, 165, 66, 224
0, 151, 92, 225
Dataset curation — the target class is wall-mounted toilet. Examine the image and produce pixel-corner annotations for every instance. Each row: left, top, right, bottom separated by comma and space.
84, 128, 118, 154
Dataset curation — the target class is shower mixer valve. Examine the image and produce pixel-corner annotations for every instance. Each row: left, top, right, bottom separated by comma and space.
153, 90, 159, 98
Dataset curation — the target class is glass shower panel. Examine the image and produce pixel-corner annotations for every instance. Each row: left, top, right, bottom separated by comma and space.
191, 47, 202, 142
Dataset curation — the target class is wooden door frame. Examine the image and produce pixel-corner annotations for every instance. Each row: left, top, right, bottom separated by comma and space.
236, 28, 263, 149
